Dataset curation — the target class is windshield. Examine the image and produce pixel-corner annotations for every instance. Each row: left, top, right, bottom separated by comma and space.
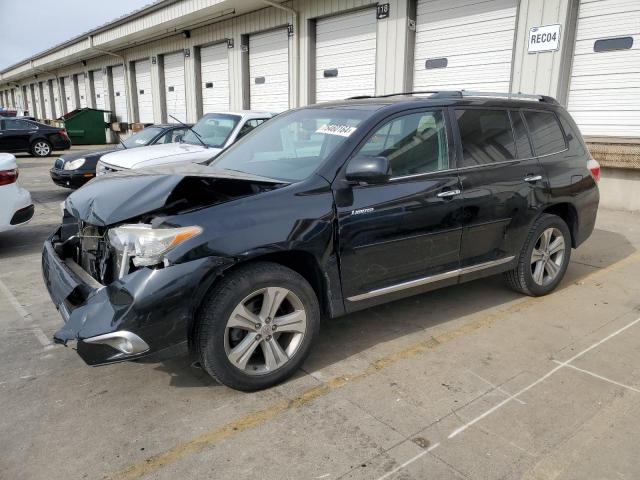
183, 114, 241, 148
122, 127, 163, 148
209, 108, 370, 182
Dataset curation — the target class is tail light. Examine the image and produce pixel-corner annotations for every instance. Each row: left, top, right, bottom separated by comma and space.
587, 158, 601, 183
0, 168, 19, 186
59, 129, 69, 139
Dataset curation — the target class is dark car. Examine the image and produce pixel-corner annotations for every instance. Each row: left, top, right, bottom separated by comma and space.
50, 124, 191, 189
42, 91, 600, 391
0, 117, 71, 157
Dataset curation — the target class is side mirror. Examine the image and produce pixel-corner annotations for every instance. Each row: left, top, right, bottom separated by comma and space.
345, 155, 391, 184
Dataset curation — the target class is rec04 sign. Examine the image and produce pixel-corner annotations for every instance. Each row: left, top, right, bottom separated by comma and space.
528, 24, 561, 53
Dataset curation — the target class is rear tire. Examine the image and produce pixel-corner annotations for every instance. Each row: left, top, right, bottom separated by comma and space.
31, 139, 52, 157
504, 214, 571, 296
196, 262, 320, 391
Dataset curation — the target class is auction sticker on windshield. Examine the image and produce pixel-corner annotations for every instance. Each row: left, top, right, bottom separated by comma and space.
316, 124, 357, 137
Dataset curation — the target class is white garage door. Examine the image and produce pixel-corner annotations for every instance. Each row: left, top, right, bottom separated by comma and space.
44, 82, 53, 119
112, 65, 128, 122
64, 75, 77, 113
567, 0, 640, 137
315, 9, 377, 103
249, 29, 289, 112
201, 43, 230, 113
164, 52, 186, 122
77, 74, 87, 108
92, 70, 107, 111
413, 0, 517, 91
135, 59, 154, 123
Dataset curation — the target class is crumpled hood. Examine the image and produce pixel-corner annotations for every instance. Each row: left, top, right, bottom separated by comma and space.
65, 163, 283, 226
100, 142, 220, 169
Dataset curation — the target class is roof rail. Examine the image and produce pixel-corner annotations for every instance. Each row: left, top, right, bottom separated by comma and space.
345, 90, 559, 104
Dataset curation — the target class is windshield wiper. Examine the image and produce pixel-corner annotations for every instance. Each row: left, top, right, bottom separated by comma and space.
117, 133, 127, 149
169, 114, 208, 148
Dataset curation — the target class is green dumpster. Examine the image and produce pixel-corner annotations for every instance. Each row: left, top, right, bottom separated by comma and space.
60, 108, 111, 145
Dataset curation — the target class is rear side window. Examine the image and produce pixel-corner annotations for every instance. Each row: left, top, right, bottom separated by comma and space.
523, 111, 566, 156
456, 109, 515, 166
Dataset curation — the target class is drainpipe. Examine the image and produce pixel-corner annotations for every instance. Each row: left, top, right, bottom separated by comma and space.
87, 35, 132, 123
261, 0, 299, 107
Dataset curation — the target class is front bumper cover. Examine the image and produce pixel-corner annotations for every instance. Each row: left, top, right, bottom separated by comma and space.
42, 229, 230, 366
50, 168, 94, 189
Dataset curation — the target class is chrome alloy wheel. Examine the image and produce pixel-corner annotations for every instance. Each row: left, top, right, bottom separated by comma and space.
531, 227, 565, 286
224, 287, 307, 375
34, 141, 51, 156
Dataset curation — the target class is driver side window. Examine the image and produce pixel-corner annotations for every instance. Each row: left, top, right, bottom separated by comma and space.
357, 110, 449, 177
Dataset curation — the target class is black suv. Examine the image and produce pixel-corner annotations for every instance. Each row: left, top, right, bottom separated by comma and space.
42, 92, 599, 391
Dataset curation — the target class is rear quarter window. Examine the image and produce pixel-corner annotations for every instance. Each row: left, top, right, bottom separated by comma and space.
455, 109, 516, 167
523, 110, 566, 157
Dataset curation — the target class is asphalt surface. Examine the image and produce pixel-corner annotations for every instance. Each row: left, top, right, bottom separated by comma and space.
1, 145, 639, 480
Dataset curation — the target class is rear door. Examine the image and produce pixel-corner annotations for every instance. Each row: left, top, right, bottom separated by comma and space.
337, 108, 463, 308
454, 107, 546, 272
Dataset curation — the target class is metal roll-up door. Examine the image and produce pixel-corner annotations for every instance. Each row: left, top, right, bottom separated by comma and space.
112, 65, 128, 122
315, 9, 377, 103
77, 73, 87, 108
92, 70, 106, 111
163, 52, 186, 122
567, 0, 640, 137
135, 59, 154, 123
413, 0, 517, 91
249, 29, 289, 112
64, 75, 77, 112
200, 43, 230, 113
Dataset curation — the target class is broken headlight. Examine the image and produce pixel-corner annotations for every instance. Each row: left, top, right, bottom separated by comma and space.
108, 224, 202, 267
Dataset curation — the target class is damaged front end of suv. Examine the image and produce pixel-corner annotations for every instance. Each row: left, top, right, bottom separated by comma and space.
43, 164, 291, 365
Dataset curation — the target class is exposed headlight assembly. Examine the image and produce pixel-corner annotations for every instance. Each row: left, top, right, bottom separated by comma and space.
64, 158, 86, 170
108, 224, 202, 271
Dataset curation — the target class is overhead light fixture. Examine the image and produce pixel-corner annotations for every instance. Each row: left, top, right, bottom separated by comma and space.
184, 48, 191, 58
182, 30, 191, 39
81, 60, 87, 66
227, 38, 234, 49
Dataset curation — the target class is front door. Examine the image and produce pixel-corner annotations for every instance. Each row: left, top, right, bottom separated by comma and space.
453, 108, 546, 270
336, 109, 463, 309
0, 118, 34, 151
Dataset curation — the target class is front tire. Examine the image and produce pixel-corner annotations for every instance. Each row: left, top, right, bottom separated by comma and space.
31, 139, 52, 157
505, 214, 572, 296
196, 262, 320, 391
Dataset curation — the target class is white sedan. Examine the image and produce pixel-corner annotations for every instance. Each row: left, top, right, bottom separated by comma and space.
0, 153, 34, 233
97, 111, 273, 175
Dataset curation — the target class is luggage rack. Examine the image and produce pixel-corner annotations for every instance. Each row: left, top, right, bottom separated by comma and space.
347, 90, 558, 104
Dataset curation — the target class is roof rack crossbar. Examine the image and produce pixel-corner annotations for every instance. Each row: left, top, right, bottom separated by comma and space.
345, 90, 558, 104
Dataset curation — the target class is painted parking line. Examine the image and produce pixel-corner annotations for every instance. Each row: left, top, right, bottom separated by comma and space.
552, 360, 640, 394
448, 315, 640, 440
375, 442, 441, 480
0, 278, 54, 349
108, 252, 640, 480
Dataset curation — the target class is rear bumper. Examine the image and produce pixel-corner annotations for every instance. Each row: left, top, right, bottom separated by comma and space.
0, 184, 33, 232
42, 229, 227, 366
51, 138, 72, 150
50, 168, 94, 189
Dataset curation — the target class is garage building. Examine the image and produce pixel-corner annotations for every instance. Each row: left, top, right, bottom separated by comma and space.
0, 0, 638, 210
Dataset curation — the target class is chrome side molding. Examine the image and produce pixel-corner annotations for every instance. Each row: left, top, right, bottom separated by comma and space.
347, 256, 515, 302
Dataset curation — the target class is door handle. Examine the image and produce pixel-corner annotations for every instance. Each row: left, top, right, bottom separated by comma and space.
524, 175, 542, 183
437, 189, 461, 198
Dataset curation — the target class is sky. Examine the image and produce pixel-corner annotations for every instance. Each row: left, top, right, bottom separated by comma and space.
0, 0, 155, 70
